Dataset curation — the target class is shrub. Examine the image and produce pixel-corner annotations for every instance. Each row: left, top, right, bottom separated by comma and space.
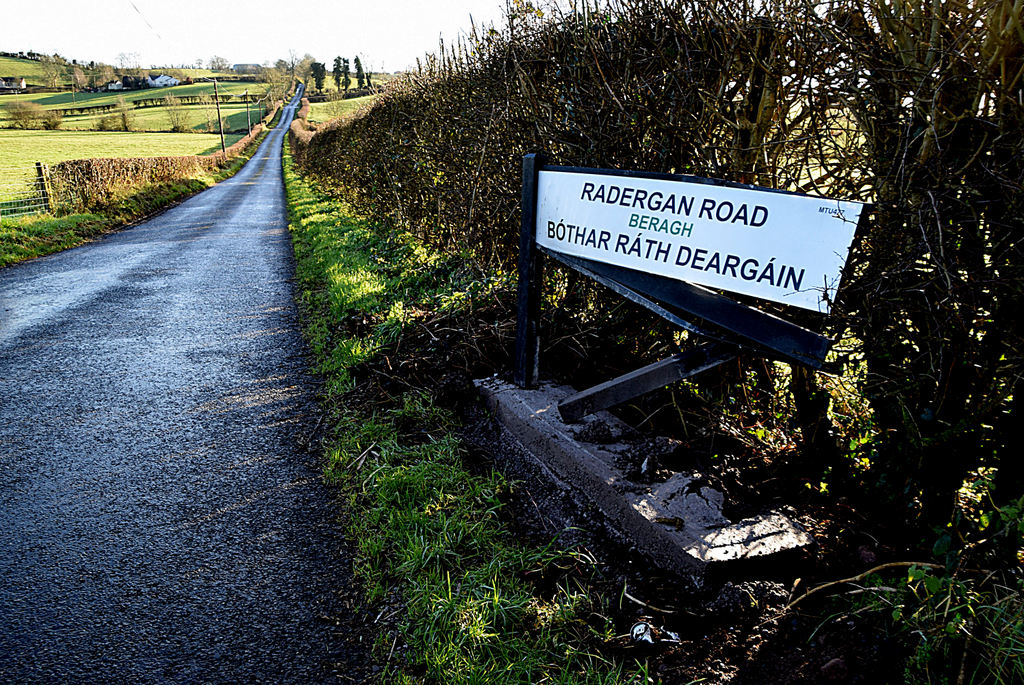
222, 123, 265, 157
46, 123, 268, 212
40, 109, 63, 130
5, 101, 44, 129
48, 156, 222, 212
163, 94, 190, 132
95, 114, 118, 131
115, 95, 135, 131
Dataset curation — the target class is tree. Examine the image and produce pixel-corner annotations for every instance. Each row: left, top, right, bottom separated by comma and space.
40, 54, 66, 89
97, 64, 116, 88
208, 55, 229, 72
115, 95, 135, 131
117, 52, 140, 71
296, 54, 315, 85
41, 109, 63, 130
287, 50, 299, 80
164, 94, 190, 132
354, 56, 365, 90
332, 56, 343, 91
199, 94, 216, 132
342, 58, 351, 91
311, 62, 327, 93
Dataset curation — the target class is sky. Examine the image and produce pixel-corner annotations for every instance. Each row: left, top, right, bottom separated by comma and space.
11, 0, 512, 72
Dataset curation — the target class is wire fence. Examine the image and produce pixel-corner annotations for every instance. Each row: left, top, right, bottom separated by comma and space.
0, 163, 52, 219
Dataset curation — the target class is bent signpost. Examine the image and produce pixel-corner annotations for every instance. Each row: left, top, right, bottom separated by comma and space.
515, 154, 867, 422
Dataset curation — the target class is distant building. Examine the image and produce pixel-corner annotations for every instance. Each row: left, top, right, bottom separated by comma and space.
147, 74, 180, 88
105, 80, 124, 91
232, 64, 260, 75
0, 77, 27, 90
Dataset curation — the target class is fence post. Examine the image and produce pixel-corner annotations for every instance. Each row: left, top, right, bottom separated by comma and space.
35, 162, 54, 214
514, 153, 545, 389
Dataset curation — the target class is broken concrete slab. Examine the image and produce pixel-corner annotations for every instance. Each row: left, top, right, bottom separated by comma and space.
474, 378, 813, 587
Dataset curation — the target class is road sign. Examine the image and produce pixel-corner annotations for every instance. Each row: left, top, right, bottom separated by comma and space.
535, 168, 865, 314
514, 154, 869, 420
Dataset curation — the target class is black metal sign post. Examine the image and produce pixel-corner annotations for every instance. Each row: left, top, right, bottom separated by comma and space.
514, 153, 866, 422
514, 153, 544, 389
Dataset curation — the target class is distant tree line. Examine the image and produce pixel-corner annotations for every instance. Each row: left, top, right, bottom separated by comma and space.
301, 55, 376, 94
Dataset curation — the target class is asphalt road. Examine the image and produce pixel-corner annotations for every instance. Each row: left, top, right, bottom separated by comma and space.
0, 87, 372, 682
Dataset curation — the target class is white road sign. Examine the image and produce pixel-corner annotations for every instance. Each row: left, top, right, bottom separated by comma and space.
535, 170, 865, 313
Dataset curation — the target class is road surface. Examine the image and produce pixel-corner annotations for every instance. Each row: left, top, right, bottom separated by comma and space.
0, 87, 373, 682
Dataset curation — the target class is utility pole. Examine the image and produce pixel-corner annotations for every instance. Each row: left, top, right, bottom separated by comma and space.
212, 79, 226, 159
244, 89, 251, 133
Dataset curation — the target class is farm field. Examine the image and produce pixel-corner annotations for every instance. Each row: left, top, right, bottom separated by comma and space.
0, 81, 264, 114
307, 95, 376, 124
0, 130, 243, 184
55, 101, 267, 133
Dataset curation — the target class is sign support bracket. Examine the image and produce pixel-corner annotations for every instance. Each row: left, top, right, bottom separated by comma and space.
558, 342, 738, 423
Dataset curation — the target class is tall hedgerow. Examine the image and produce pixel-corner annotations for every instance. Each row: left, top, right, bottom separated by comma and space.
289, 0, 1024, 556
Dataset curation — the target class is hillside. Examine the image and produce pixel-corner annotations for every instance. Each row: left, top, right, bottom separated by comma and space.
0, 56, 50, 86
0, 81, 261, 110
0, 54, 243, 90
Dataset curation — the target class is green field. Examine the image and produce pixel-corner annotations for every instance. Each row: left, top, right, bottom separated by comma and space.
307, 95, 376, 124
54, 101, 268, 133
0, 130, 244, 184
0, 56, 49, 86
1, 79, 274, 133
0, 80, 265, 112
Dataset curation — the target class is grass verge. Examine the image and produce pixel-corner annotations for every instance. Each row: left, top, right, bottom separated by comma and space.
1, 126, 271, 268
283, 141, 646, 683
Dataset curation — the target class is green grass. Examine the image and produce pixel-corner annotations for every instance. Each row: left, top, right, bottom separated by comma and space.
0, 56, 49, 86
283, 141, 645, 683
0, 130, 244, 184
0, 213, 109, 266
55, 101, 265, 133
307, 95, 377, 124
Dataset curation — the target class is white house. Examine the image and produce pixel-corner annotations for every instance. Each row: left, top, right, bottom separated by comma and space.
146, 74, 180, 88
0, 77, 27, 90
104, 80, 124, 91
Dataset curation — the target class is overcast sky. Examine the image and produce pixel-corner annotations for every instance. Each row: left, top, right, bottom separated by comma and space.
13, 0, 511, 72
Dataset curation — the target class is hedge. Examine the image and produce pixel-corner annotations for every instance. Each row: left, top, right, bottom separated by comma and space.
287, 0, 1024, 537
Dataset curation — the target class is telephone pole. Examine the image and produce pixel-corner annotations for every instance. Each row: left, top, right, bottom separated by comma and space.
204, 78, 227, 159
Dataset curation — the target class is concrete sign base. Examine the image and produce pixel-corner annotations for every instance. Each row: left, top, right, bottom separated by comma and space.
475, 378, 813, 588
